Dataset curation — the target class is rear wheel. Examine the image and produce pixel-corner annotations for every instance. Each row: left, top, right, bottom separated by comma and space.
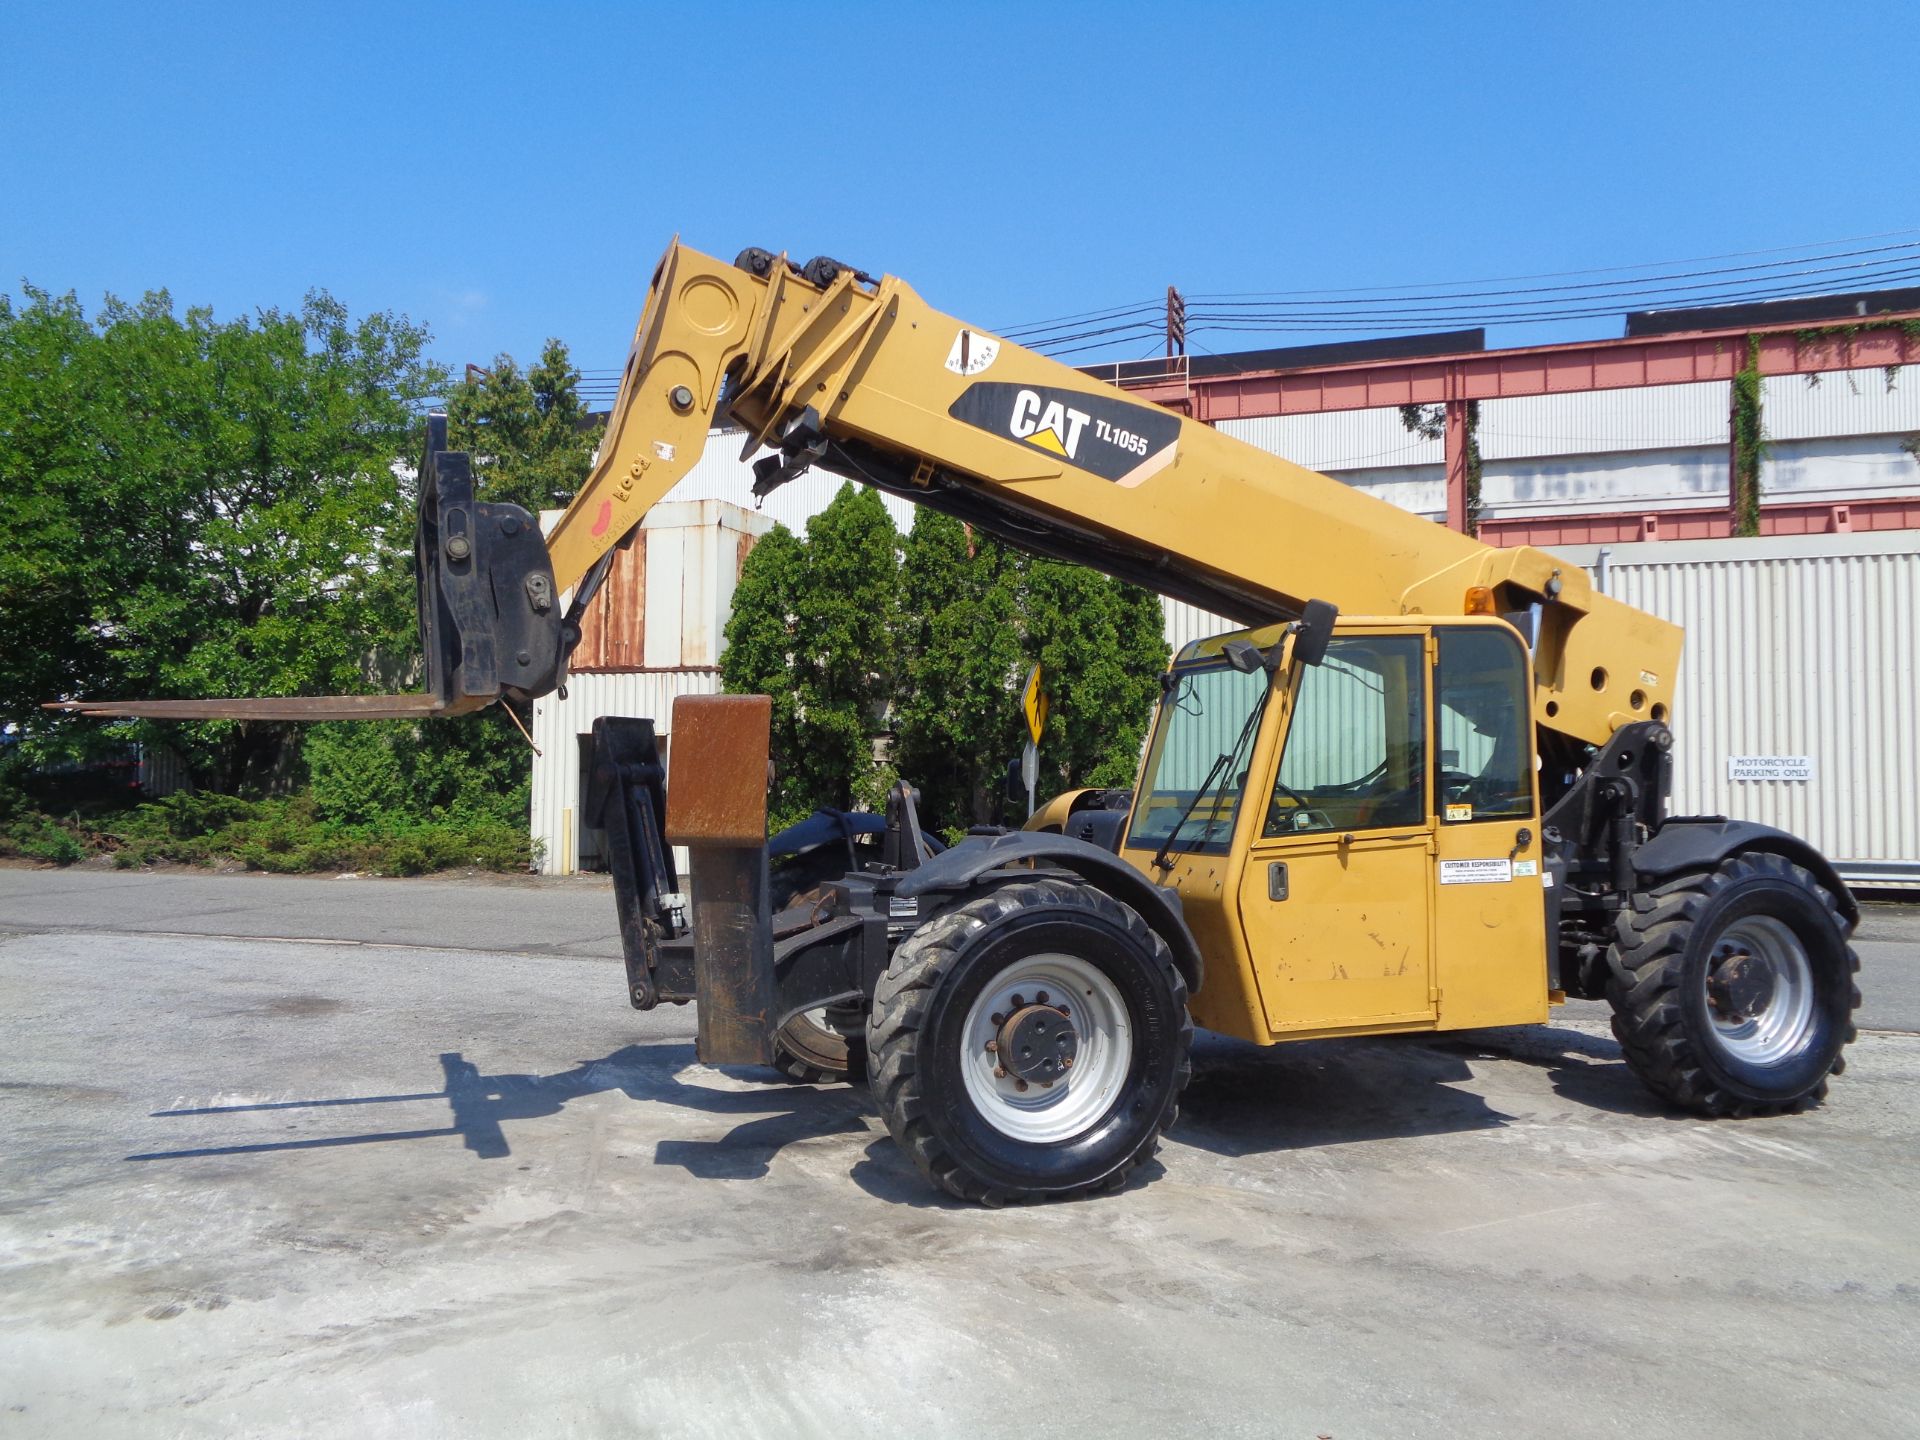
1607, 851, 1859, 1116
866, 878, 1192, 1204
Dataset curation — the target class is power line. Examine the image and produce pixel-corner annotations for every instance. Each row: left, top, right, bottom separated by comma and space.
1186, 228, 1920, 299
1184, 262, 1920, 328
1188, 243, 1920, 311
1183, 268, 1920, 334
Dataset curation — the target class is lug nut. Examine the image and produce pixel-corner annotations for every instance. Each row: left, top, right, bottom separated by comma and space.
990, 1013, 1005, 1027
1010, 994, 1025, 1008
1059, 1003, 1070, 1017
1014, 1079, 1029, 1092
984, 1039, 998, 1053
1062, 1056, 1074, 1069
993, 1065, 1007, 1078
1037, 991, 1049, 1005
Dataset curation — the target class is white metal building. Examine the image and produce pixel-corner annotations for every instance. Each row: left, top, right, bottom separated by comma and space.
1217, 373, 1920, 527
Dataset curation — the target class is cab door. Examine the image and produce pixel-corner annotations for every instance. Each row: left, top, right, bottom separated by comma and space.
1236, 630, 1437, 1036
1429, 623, 1550, 1029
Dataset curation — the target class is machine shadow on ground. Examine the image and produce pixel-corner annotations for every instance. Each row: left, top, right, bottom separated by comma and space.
1172, 1023, 1665, 1161
126, 1043, 870, 1180
122, 1024, 1664, 1194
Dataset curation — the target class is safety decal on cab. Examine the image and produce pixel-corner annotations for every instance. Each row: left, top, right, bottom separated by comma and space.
1439, 859, 1513, 885
949, 382, 1181, 487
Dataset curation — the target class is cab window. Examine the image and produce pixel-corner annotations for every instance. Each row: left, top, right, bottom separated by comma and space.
1265, 634, 1425, 836
1435, 627, 1535, 822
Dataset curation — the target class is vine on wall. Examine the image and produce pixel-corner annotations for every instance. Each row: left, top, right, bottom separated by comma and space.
1731, 335, 1765, 538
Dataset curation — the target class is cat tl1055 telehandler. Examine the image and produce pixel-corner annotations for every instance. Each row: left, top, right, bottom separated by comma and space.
64, 239, 1862, 1204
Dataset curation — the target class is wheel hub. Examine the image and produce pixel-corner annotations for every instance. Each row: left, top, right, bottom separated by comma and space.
1708, 944, 1776, 1023
997, 1003, 1078, 1086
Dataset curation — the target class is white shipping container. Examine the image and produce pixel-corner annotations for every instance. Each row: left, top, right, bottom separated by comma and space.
529, 669, 725, 875
1555, 530, 1920, 887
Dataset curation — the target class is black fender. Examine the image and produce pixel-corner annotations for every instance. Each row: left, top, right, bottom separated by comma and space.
895, 831, 1205, 995
1636, 819, 1859, 931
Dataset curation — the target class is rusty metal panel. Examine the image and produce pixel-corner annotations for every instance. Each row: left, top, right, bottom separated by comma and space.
570, 535, 646, 671
664, 694, 770, 845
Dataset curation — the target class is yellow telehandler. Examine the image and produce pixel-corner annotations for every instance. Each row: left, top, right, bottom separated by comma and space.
63, 241, 1860, 1203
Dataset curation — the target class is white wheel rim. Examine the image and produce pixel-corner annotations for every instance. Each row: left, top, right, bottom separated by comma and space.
1705, 915, 1816, 1066
959, 953, 1133, 1143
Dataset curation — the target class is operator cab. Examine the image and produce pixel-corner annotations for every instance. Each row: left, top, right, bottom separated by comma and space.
1125, 614, 1547, 1044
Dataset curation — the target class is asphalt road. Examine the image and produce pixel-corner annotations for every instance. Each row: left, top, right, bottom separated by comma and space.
3, 866, 1918, 1438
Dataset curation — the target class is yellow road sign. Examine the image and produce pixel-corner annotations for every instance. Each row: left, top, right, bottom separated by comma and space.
1022, 664, 1048, 745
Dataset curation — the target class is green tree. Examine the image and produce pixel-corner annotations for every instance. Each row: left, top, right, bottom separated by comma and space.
443, 339, 598, 514
896, 538, 1168, 823
893, 512, 1025, 827
724, 491, 1169, 833
718, 523, 809, 826
0, 284, 444, 789
721, 484, 902, 829
1021, 560, 1168, 792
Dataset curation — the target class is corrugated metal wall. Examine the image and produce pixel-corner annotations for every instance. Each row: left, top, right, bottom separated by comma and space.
529, 669, 724, 874
1479, 381, 1730, 459
1763, 371, 1920, 441
1557, 530, 1920, 885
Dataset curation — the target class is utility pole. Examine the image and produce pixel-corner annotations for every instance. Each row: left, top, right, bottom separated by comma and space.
1165, 286, 1186, 360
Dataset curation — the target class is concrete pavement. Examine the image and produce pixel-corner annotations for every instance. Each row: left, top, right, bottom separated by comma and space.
2, 865, 1917, 1438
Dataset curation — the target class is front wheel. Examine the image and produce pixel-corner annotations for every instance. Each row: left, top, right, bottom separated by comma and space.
1607, 851, 1860, 1116
866, 878, 1192, 1204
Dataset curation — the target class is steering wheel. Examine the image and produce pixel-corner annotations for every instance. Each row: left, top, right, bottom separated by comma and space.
1266, 781, 1334, 836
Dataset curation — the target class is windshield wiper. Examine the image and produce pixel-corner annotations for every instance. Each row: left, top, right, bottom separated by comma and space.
1150, 692, 1269, 874
1151, 749, 1235, 874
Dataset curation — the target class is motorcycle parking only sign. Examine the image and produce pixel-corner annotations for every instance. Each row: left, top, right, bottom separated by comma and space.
1727, 755, 1814, 781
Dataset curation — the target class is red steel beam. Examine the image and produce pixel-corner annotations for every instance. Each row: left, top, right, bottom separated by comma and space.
1121, 312, 1920, 421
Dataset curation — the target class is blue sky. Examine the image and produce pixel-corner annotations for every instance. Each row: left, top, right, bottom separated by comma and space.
5, 1, 1916, 379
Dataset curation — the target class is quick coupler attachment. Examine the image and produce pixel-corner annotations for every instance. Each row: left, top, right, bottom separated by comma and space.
415, 413, 566, 708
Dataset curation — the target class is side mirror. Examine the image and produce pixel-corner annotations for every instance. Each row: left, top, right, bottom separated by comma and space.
1293, 598, 1338, 668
